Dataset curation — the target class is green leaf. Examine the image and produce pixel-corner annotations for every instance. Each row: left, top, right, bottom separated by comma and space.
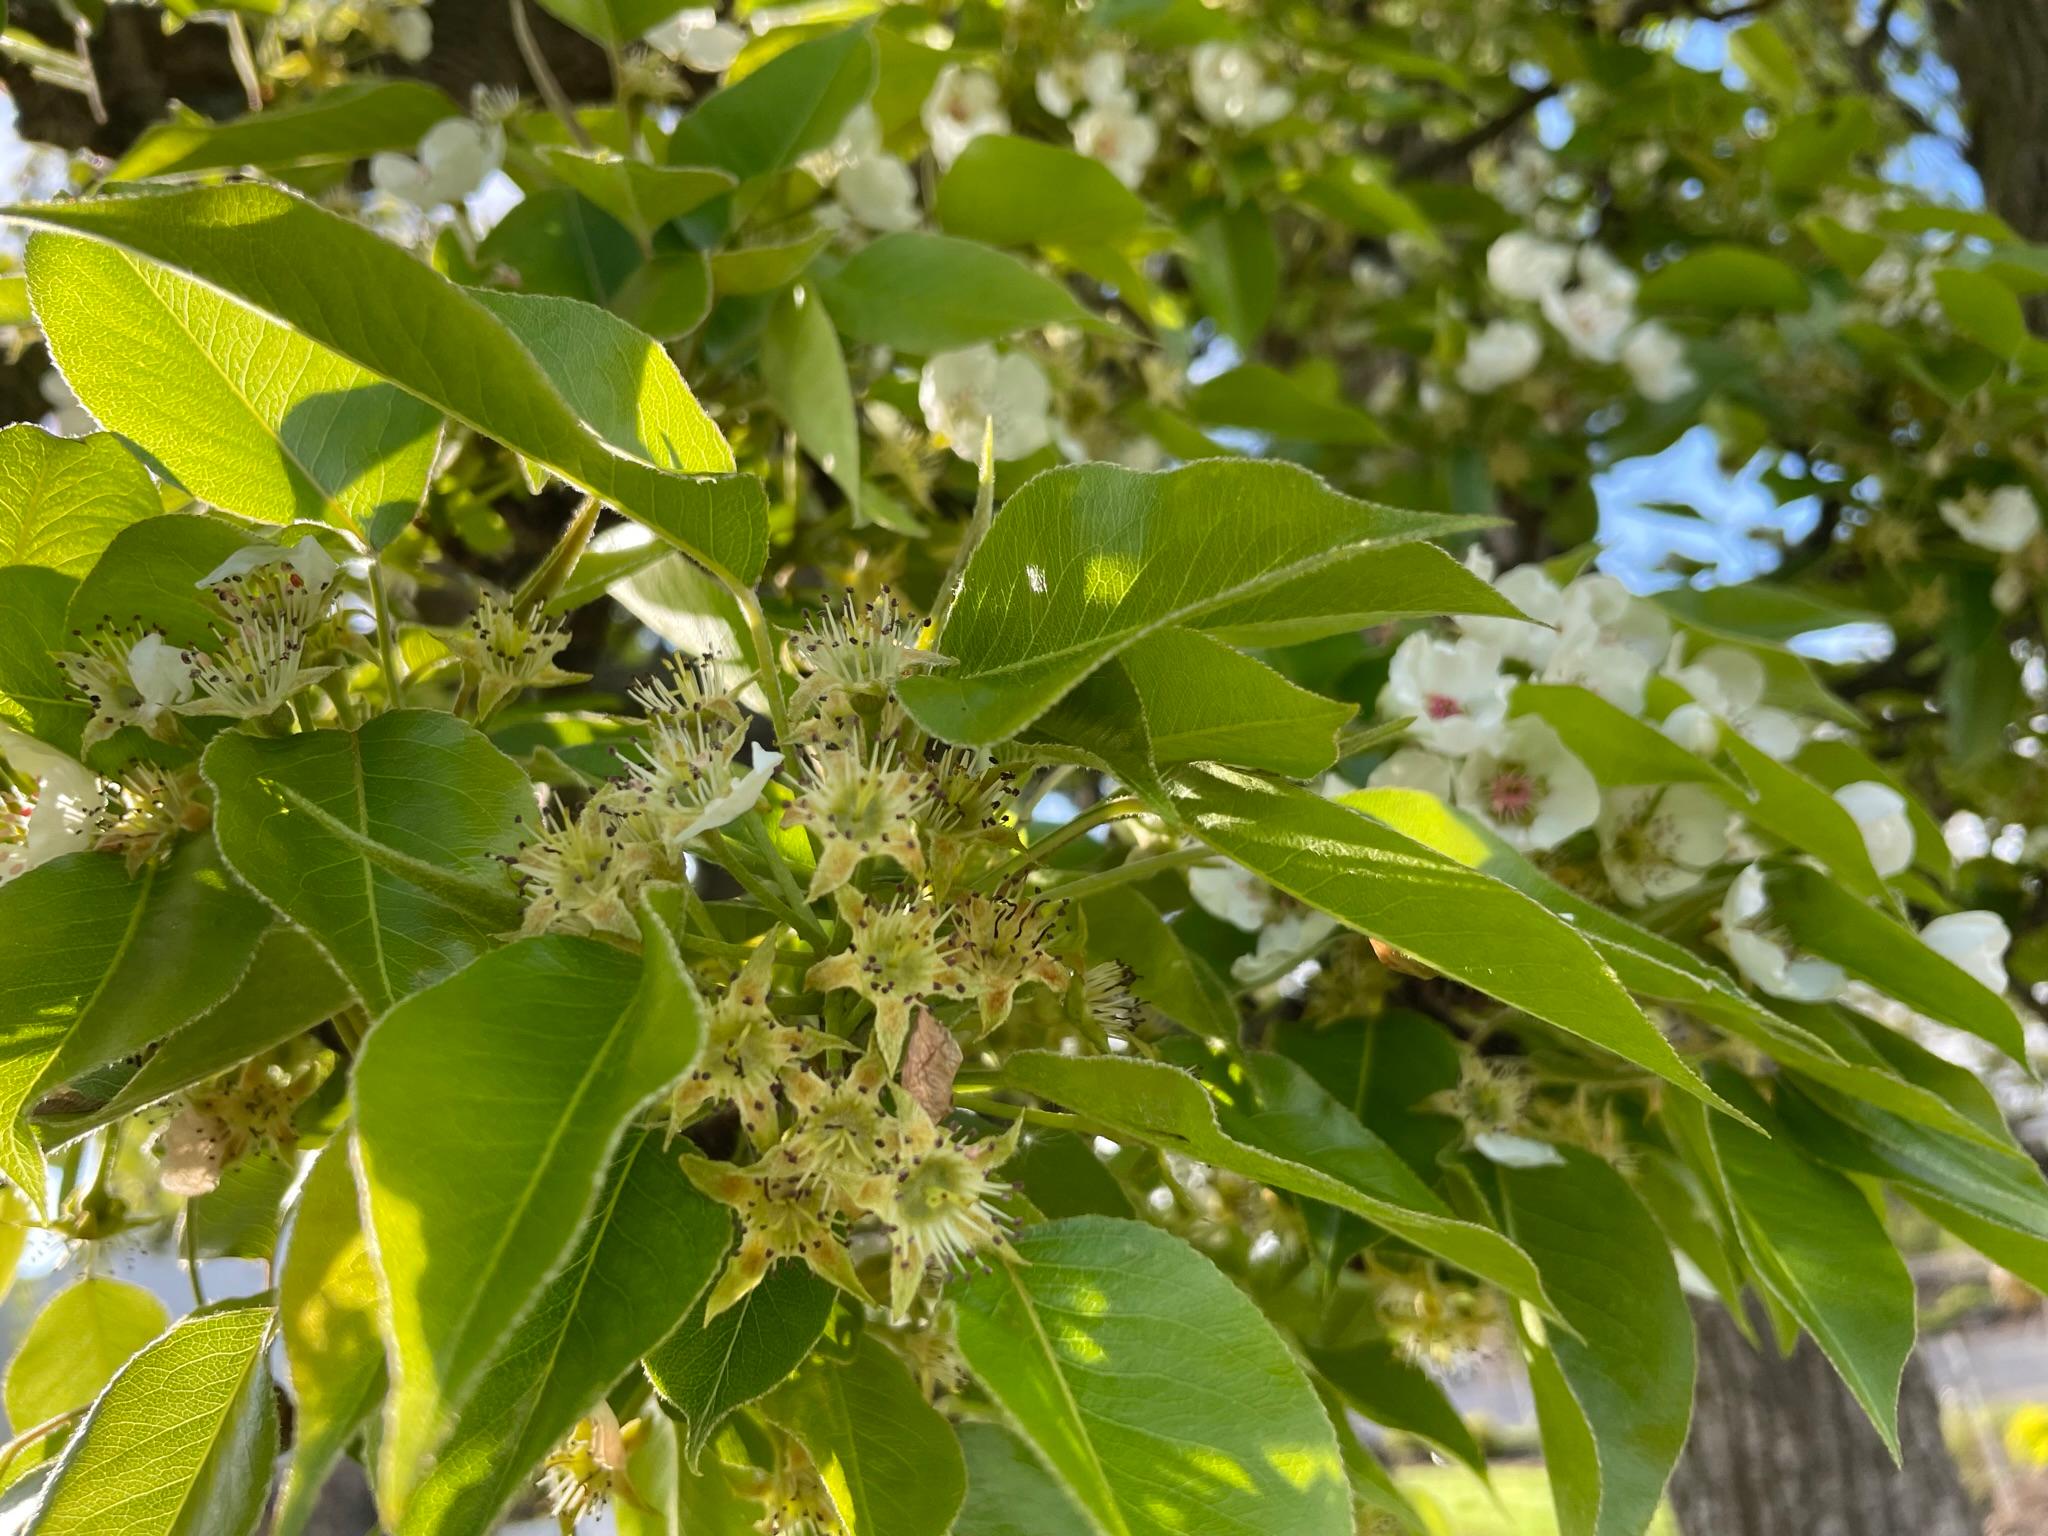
1501, 1150, 1694, 1536
761, 283, 860, 512
401, 1129, 732, 1536
1310, 1341, 1487, 1480
112, 80, 458, 179
1716, 733, 1884, 900
536, 149, 734, 236
1351, 786, 2009, 1150
28, 1301, 277, 1536
470, 288, 734, 474
0, 841, 269, 1210
275, 1137, 386, 1536
1511, 684, 1736, 790
820, 232, 1106, 354
643, 1258, 835, 1465
709, 228, 833, 296
5, 1278, 168, 1430
903, 460, 1481, 744
1933, 267, 2027, 359
955, 1422, 1092, 1536
64, 513, 253, 652
952, 1215, 1351, 1536
1188, 365, 1386, 446
532, 0, 689, 43
1638, 245, 1807, 312
759, 1333, 966, 1536
3, 184, 768, 581
1185, 772, 1725, 1115
0, 565, 87, 753
37, 927, 350, 1146
1778, 1079, 2048, 1253
187, 1153, 296, 1260
999, 1051, 1552, 1311
31, 235, 443, 534
1078, 887, 1237, 1041
202, 709, 533, 1014
666, 23, 876, 179
616, 1416, 764, 1536
0, 427, 157, 577
1698, 1078, 1916, 1457
1192, 542, 1523, 648
1181, 200, 1278, 348
477, 189, 640, 305
611, 251, 714, 342
354, 912, 704, 1517
1767, 864, 2025, 1062
935, 136, 1149, 249
1116, 628, 1354, 775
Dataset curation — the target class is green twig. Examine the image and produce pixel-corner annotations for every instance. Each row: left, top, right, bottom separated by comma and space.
1039, 846, 1214, 903
976, 796, 1144, 890
369, 556, 406, 710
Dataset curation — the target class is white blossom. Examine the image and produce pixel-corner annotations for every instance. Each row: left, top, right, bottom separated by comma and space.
39, 371, 94, 437
1458, 556, 1566, 667
1833, 780, 1914, 879
1719, 863, 1845, 1001
835, 150, 920, 230
918, 345, 1052, 461
1452, 716, 1599, 851
1367, 747, 1455, 800
1940, 485, 2041, 554
1380, 633, 1511, 756
1474, 1131, 1566, 1168
388, 7, 433, 63
0, 727, 97, 884
1597, 784, 1728, 906
1349, 256, 1405, 302
645, 7, 746, 72
1189, 42, 1291, 130
1540, 246, 1638, 363
1189, 861, 1271, 931
370, 117, 503, 210
126, 633, 195, 731
1663, 643, 1806, 760
1486, 232, 1575, 302
1456, 319, 1542, 393
1621, 322, 1696, 402
1921, 910, 2011, 994
198, 534, 341, 593
1073, 97, 1158, 189
1230, 909, 1340, 984
670, 743, 783, 846
922, 65, 1009, 169
1540, 630, 1654, 714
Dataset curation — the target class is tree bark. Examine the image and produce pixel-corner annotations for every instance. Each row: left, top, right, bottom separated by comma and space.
1934, 0, 2048, 243
1668, 1301, 1975, 1536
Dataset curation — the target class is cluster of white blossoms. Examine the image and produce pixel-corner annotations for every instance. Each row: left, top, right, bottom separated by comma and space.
368, 115, 504, 213
1462, 231, 1696, 401
1038, 51, 1160, 189
1188, 40, 1293, 130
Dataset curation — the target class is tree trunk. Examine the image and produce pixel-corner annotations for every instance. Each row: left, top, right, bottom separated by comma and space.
1668, 1301, 1975, 1536
1935, 0, 2048, 243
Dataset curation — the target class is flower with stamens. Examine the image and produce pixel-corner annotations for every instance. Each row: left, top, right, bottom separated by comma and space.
629, 652, 745, 734
0, 728, 98, 883
920, 746, 1019, 887
946, 892, 1070, 1032
94, 763, 209, 874
512, 794, 653, 940
159, 1057, 322, 1197
447, 593, 587, 717
1082, 960, 1141, 1040
680, 1144, 867, 1318
856, 1098, 1019, 1319
670, 938, 836, 1150
782, 738, 927, 899
197, 535, 341, 632
178, 618, 344, 722
56, 627, 194, 751
619, 716, 781, 856
787, 589, 947, 718
1595, 783, 1729, 906
779, 1052, 892, 1208
805, 890, 965, 1067
1380, 633, 1511, 756
759, 1446, 845, 1536
1374, 1262, 1502, 1371
538, 1402, 645, 1531
1452, 716, 1598, 851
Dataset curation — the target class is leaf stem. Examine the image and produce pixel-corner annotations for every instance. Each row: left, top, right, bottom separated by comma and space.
0, 1407, 84, 1485
1038, 846, 1214, 903
726, 579, 791, 747
511, 0, 596, 151
512, 495, 602, 611
369, 556, 406, 711
976, 795, 1144, 889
